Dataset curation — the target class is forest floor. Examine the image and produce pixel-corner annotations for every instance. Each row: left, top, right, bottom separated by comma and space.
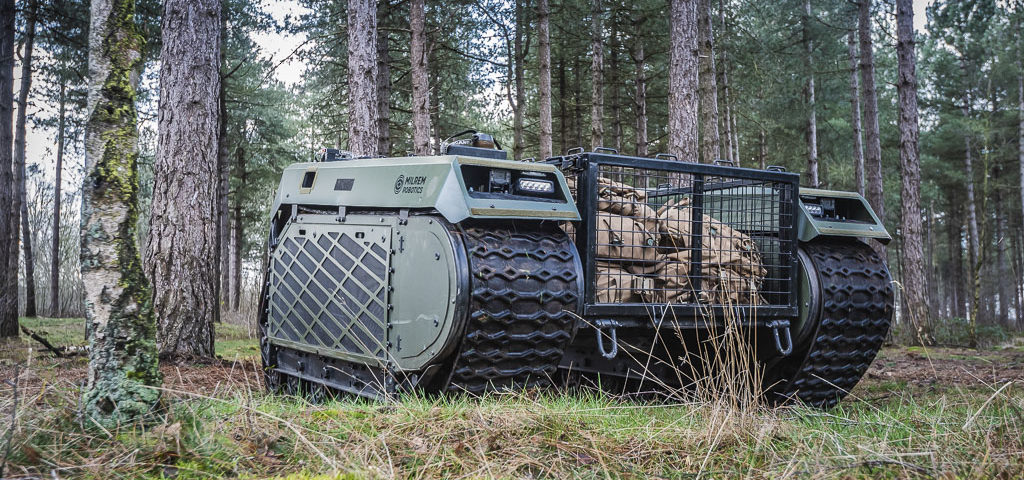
1, 318, 1023, 479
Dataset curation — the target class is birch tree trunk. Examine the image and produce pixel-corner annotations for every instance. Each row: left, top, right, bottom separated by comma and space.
15, 0, 37, 318
0, 0, 15, 336
669, 0, 698, 162
896, 0, 931, 343
348, 0, 378, 157
410, 0, 431, 156
537, 0, 552, 159
848, 31, 865, 196
590, 0, 604, 150
50, 85, 66, 316
859, 0, 884, 230
147, 0, 221, 361
697, 0, 719, 163
81, 0, 161, 425
804, 0, 819, 187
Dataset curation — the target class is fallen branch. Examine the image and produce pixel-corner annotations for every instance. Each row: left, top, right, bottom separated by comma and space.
20, 325, 64, 358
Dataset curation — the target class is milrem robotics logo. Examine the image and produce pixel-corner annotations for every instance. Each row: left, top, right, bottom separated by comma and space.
394, 174, 428, 195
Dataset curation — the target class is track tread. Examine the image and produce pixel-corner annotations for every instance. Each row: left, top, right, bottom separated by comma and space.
776, 240, 893, 408
446, 225, 580, 394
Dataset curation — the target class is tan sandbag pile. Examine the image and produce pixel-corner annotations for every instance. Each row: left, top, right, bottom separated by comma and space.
562, 175, 767, 305
656, 198, 767, 305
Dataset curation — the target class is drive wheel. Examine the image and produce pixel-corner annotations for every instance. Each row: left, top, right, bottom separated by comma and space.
766, 239, 893, 408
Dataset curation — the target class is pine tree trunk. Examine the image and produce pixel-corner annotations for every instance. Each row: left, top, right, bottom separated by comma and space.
608, 21, 621, 153
848, 31, 865, 196
50, 85, 66, 317
231, 145, 244, 311
217, 75, 230, 313
81, 0, 161, 425
537, 0, 552, 159
0, 0, 15, 337
859, 0, 885, 231
348, 0, 379, 157
15, 0, 37, 318
512, 1, 527, 160
632, 31, 648, 157
148, 0, 221, 361
758, 128, 766, 169
410, 0, 430, 156
590, 0, 604, 150
896, 0, 931, 343
996, 196, 1008, 325
717, 0, 732, 163
573, 58, 583, 148
804, 0, 819, 187
1018, 17, 1023, 246
376, 3, 390, 157
668, 0, 698, 162
558, 58, 567, 154
697, 0, 719, 163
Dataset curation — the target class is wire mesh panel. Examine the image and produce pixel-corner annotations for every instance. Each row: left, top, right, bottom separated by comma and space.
563, 154, 798, 315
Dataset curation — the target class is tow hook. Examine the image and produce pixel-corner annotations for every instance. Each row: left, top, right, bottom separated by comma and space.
767, 320, 793, 356
595, 319, 620, 359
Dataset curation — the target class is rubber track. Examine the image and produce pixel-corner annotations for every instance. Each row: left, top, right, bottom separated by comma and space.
776, 240, 893, 408
445, 226, 580, 394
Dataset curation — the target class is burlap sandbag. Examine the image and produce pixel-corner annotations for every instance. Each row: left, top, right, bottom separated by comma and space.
595, 213, 660, 264
596, 263, 657, 303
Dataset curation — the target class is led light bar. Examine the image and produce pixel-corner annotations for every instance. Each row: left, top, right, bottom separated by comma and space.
517, 178, 555, 194
804, 203, 823, 216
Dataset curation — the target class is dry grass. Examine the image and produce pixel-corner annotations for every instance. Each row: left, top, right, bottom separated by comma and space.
2, 315, 1023, 479
1, 357, 1022, 479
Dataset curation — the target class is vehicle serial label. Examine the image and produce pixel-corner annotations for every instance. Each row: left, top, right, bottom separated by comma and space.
394, 174, 428, 194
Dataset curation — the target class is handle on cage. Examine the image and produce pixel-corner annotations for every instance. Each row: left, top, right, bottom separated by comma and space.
714, 159, 735, 166
594, 147, 619, 154
654, 153, 678, 161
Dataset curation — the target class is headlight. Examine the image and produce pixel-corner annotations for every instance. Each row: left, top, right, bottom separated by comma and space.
517, 178, 555, 194
804, 203, 823, 216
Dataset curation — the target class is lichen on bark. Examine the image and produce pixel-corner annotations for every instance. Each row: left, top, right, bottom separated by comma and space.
81, 0, 162, 428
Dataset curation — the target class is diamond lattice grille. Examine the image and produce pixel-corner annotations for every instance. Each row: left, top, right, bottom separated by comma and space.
268, 227, 391, 361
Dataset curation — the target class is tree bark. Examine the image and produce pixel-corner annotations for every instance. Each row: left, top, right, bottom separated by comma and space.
50, 85, 66, 317
669, 0, 698, 162
848, 31, 865, 196
573, 58, 582, 148
537, 0, 552, 158
81, 0, 162, 425
232, 144, 244, 310
590, 0, 604, 150
15, 0, 37, 318
803, 0, 819, 187
697, 0, 719, 163
558, 58, 567, 154
410, 0, 431, 156
632, 29, 647, 157
376, 3, 390, 157
347, 0, 378, 157
216, 4, 229, 314
147, 0, 221, 361
1018, 13, 1023, 253
0, 0, 15, 336
859, 0, 884, 231
511, 0, 528, 160
896, 0, 931, 344
608, 20, 621, 153
717, 0, 732, 163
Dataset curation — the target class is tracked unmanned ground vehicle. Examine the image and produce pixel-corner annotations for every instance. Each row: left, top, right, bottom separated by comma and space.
258, 134, 893, 407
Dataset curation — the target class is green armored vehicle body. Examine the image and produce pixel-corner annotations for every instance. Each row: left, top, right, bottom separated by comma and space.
258, 132, 893, 407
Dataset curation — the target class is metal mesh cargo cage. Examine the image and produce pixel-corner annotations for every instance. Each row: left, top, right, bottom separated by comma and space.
553, 152, 800, 322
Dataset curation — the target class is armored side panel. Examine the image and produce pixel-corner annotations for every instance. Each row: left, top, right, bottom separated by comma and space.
270, 155, 580, 224
797, 188, 891, 243
265, 213, 468, 392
